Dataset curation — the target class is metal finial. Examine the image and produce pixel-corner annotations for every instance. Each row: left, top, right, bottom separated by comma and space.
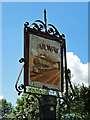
44, 9, 47, 32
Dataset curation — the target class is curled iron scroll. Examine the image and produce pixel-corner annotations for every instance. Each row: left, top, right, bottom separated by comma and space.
30, 20, 45, 31
24, 19, 64, 39
15, 84, 26, 95
47, 24, 61, 38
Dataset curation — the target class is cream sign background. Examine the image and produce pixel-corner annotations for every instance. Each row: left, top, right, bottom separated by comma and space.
29, 34, 61, 90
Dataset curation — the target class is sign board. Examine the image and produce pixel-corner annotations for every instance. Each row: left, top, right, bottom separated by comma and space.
24, 28, 64, 91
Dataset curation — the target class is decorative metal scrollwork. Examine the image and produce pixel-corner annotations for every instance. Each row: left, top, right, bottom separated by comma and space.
30, 20, 45, 31
24, 22, 29, 28
24, 22, 29, 32
15, 84, 26, 95
24, 9, 65, 39
47, 24, 61, 38
24, 20, 62, 38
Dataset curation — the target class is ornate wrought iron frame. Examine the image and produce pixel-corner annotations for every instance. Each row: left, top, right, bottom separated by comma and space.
15, 9, 73, 96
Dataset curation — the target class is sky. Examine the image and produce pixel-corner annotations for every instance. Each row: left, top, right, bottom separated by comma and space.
0, 2, 88, 106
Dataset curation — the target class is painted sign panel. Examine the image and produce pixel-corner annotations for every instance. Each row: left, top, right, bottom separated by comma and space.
28, 34, 62, 90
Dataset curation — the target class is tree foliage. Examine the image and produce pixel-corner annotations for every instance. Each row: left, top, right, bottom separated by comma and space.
3, 84, 90, 120
12, 88, 44, 120
59, 84, 90, 120
0, 99, 13, 118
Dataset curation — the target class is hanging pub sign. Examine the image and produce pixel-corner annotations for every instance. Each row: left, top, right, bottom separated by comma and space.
24, 10, 64, 91
24, 26, 64, 91
15, 10, 71, 96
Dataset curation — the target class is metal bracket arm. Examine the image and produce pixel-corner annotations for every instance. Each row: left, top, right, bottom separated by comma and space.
15, 58, 26, 95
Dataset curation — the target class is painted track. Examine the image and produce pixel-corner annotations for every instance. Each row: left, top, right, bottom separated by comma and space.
30, 68, 60, 85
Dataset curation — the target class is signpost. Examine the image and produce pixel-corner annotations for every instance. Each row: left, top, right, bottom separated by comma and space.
15, 9, 75, 119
